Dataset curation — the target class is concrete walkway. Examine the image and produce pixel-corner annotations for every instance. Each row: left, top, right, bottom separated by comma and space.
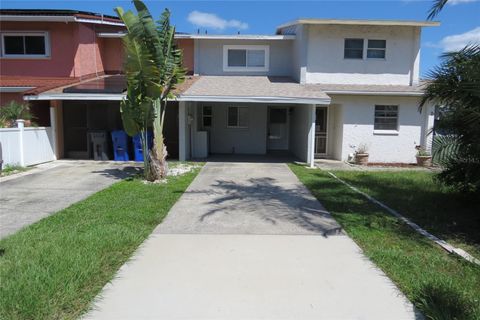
0, 160, 139, 238
84, 161, 420, 320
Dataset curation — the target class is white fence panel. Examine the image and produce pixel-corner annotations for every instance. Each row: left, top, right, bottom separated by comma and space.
0, 128, 22, 166
22, 127, 56, 166
0, 125, 56, 167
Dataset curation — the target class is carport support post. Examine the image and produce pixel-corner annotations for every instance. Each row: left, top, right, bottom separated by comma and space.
49, 105, 57, 160
16, 119, 25, 166
179, 101, 188, 161
307, 104, 316, 168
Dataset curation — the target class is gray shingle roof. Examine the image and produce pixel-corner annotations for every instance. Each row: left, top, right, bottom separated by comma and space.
180, 76, 331, 104
180, 76, 424, 103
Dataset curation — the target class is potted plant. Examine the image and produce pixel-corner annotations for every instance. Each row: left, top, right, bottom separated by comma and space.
354, 143, 369, 165
415, 146, 432, 167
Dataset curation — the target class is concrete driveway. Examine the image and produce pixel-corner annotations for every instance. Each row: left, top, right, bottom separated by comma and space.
0, 160, 139, 238
84, 161, 420, 320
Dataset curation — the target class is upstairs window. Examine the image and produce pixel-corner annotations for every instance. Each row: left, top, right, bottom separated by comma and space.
1, 32, 50, 58
374, 105, 398, 131
223, 45, 269, 72
344, 39, 364, 59
227, 106, 249, 128
367, 40, 386, 59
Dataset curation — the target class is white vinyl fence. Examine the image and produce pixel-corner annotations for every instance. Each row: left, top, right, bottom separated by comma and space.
0, 120, 56, 167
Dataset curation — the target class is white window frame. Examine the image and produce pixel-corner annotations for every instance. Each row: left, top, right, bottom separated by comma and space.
373, 105, 399, 133
0, 31, 51, 59
367, 39, 387, 60
223, 45, 269, 72
227, 106, 249, 129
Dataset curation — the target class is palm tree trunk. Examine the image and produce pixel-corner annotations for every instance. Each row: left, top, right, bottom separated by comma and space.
149, 98, 169, 181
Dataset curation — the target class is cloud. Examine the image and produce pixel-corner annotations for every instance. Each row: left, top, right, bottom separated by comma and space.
438, 27, 480, 51
448, 0, 478, 5
187, 11, 248, 31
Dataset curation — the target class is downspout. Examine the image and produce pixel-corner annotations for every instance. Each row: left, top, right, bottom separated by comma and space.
93, 24, 99, 77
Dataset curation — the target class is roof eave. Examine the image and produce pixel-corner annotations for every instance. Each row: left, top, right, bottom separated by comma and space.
23, 93, 125, 101
177, 95, 331, 105
276, 19, 440, 32
0, 15, 124, 26
324, 90, 424, 97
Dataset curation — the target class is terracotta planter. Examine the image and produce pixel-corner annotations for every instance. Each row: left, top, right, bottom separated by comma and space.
355, 153, 369, 165
416, 156, 432, 167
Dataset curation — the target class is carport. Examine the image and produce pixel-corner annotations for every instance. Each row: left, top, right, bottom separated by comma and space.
177, 76, 331, 166
24, 75, 183, 160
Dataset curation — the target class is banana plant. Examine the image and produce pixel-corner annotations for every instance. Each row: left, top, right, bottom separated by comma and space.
116, 0, 185, 180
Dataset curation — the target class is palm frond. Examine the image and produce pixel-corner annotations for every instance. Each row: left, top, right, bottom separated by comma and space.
432, 135, 461, 166
427, 0, 448, 20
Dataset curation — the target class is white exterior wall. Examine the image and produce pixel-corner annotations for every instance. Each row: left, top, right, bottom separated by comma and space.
305, 25, 421, 85
0, 126, 55, 166
195, 39, 293, 76
194, 103, 268, 155
332, 95, 425, 163
291, 25, 308, 83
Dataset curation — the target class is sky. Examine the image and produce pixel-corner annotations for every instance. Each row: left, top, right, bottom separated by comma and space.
1, 0, 479, 77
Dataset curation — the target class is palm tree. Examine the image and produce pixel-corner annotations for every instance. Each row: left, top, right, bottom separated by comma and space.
420, 45, 480, 192
427, 0, 449, 20
116, 0, 185, 181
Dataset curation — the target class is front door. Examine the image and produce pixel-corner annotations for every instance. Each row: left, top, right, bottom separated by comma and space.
315, 107, 328, 156
267, 107, 288, 150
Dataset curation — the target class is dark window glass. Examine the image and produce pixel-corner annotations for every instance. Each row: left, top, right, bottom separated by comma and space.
203, 117, 212, 127
344, 39, 364, 59
4, 36, 24, 54
228, 107, 238, 126
203, 106, 212, 116
270, 108, 287, 124
25, 36, 46, 54
374, 105, 398, 130
367, 40, 386, 59
228, 49, 247, 67
368, 40, 386, 49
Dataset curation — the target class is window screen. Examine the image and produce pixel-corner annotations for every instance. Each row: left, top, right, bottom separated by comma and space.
225, 46, 267, 70
374, 105, 398, 130
227, 107, 248, 128
344, 39, 364, 59
367, 39, 386, 59
247, 50, 265, 67
228, 49, 247, 67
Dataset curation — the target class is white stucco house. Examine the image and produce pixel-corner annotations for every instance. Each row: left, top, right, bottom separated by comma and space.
176, 18, 440, 166
9, 13, 439, 166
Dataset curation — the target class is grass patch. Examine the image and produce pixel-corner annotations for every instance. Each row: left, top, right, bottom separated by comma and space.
0, 164, 28, 177
289, 164, 480, 320
331, 170, 480, 258
0, 164, 202, 320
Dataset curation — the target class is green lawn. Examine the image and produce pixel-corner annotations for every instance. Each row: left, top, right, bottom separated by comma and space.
0, 164, 202, 320
290, 164, 480, 320
329, 170, 480, 259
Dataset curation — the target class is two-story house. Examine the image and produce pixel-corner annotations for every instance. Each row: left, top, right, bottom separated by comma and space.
0, 9, 194, 159
0, 10, 439, 166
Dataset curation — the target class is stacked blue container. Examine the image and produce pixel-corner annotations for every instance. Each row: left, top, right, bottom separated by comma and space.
111, 130, 130, 161
133, 131, 153, 162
